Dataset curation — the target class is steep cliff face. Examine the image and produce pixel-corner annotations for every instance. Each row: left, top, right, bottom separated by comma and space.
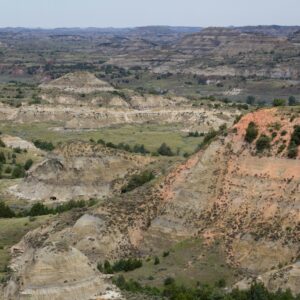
0, 102, 237, 132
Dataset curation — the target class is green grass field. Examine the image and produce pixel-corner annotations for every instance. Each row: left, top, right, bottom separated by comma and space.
0, 122, 203, 156
122, 238, 236, 288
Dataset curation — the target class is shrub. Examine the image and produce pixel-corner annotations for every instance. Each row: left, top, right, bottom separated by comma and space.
24, 159, 33, 171
113, 277, 298, 300
256, 135, 271, 152
197, 129, 218, 150
11, 165, 25, 178
112, 258, 142, 272
33, 140, 55, 151
290, 125, 300, 146
0, 139, 5, 147
154, 256, 160, 265
237, 103, 249, 110
234, 115, 243, 125
105, 142, 117, 149
273, 98, 286, 107
163, 251, 170, 257
113, 275, 126, 288
288, 142, 298, 158
97, 139, 105, 145
121, 171, 155, 193
164, 277, 175, 286
0, 201, 15, 218
245, 122, 258, 143
100, 139, 150, 155
246, 95, 255, 105
18, 199, 88, 218
188, 131, 202, 137
157, 143, 174, 156
13, 147, 22, 153
216, 278, 226, 288
54, 199, 85, 213
287, 125, 300, 158
0, 152, 6, 164
277, 144, 286, 154
98, 260, 113, 274
288, 96, 297, 106
28, 202, 51, 216
98, 258, 142, 274
183, 152, 190, 158
4, 166, 12, 174
132, 144, 149, 154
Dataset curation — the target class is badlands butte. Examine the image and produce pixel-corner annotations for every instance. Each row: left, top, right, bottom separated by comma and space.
0, 26, 299, 300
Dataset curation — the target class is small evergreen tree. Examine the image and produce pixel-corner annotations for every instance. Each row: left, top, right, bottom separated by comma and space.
157, 143, 174, 156
24, 159, 33, 171
154, 256, 160, 265
0, 201, 15, 218
11, 165, 25, 178
288, 96, 297, 106
256, 135, 271, 152
0, 152, 6, 164
246, 95, 256, 105
245, 122, 258, 143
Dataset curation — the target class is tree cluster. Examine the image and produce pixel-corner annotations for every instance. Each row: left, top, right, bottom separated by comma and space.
98, 258, 143, 274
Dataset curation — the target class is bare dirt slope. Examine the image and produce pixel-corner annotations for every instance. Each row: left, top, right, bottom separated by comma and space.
40, 71, 115, 93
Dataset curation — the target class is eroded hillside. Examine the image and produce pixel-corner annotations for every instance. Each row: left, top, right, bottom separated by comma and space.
2, 107, 299, 299
9, 141, 154, 202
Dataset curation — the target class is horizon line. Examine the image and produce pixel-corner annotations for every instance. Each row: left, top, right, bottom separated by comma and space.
0, 24, 300, 30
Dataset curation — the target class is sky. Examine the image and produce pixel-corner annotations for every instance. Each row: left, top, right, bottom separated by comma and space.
0, 0, 299, 28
